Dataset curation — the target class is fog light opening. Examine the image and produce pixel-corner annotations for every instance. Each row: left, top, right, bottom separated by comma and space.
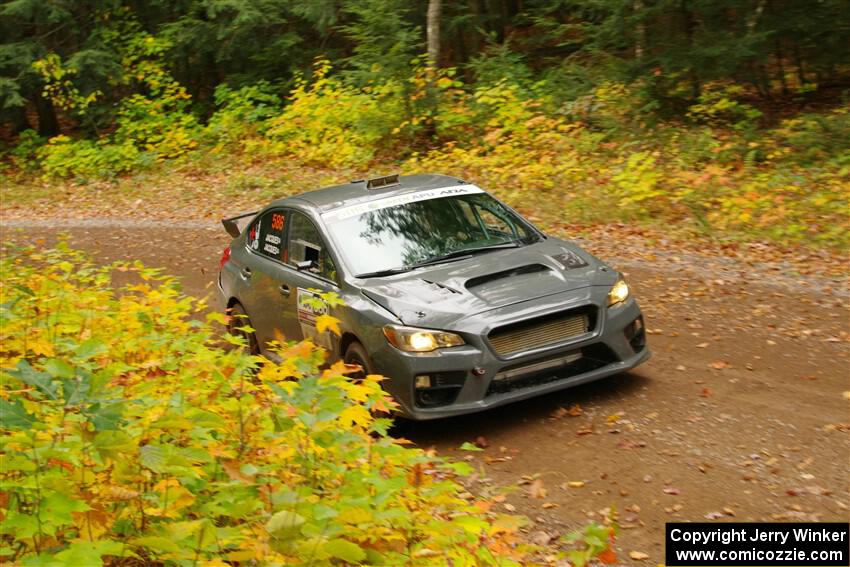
415, 375, 432, 389
625, 316, 646, 352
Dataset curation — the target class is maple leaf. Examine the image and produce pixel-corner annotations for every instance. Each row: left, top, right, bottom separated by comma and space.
316, 314, 341, 335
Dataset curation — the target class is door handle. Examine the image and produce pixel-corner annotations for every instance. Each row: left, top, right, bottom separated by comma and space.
240, 266, 252, 279
278, 284, 291, 297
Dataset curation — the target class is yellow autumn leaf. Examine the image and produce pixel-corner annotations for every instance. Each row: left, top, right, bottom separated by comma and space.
339, 405, 372, 429
315, 314, 341, 335
338, 507, 373, 524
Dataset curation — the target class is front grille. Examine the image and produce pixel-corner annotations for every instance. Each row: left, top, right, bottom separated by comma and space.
486, 344, 617, 396
488, 308, 594, 357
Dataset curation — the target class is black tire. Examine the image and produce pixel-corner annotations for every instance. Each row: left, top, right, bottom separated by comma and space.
343, 341, 375, 381
344, 341, 395, 422
227, 302, 260, 355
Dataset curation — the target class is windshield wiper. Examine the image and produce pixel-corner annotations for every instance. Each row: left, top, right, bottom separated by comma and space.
409, 241, 521, 268
355, 266, 415, 278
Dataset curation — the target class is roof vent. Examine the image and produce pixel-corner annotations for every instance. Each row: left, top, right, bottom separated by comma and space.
366, 174, 400, 190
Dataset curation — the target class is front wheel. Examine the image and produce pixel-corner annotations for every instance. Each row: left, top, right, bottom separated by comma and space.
227, 302, 260, 355
343, 341, 375, 380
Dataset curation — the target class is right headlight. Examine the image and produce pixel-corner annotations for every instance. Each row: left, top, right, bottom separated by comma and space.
607, 276, 630, 307
382, 325, 465, 353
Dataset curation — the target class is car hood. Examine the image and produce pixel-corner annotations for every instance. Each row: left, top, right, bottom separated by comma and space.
359, 239, 618, 327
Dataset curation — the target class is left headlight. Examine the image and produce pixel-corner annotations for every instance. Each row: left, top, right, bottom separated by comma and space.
607, 276, 630, 307
383, 325, 465, 353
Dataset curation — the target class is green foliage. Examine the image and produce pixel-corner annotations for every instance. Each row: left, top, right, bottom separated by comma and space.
6, 129, 45, 171
2, 1, 847, 249
205, 82, 283, 148
37, 135, 141, 179
257, 60, 405, 167
1, 245, 578, 565
338, 0, 421, 85
562, 522, 618, 567
687, 83, 763, 132
768, 107, 850, 167
32, 53, 102, 117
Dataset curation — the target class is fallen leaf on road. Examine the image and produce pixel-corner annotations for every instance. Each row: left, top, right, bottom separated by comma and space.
663, 487, 680, 495
723, 506, 736, 516
542, 502, 558, 509
705, 511, 723, 519
529, 479, 547, 499
629, 551, 650, 560
697, 342, 710, 348
709, 360, 731, 369
474, 436, 489, 449
700, 387, 712, 397
566, 481, 585, 488
676, 364, 686, 371
568, 404, 583, 416
606, 413, 622, 424
549, 407, 568, 419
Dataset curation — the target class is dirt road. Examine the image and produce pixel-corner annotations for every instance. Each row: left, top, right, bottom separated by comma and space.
3, 220, 848, 563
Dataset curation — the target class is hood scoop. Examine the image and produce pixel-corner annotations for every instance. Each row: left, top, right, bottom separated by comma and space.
464, 264, 566, 305
465, 264, 552, 291
465, 264, 550, 290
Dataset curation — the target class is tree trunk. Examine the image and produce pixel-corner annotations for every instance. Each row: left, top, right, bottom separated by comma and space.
634, 0, 646, 60
427, 0, 442, 66
34, 92, 59, 137
774, 39, 788, 95
793, 45, 807, 86
9, 106, 32, 134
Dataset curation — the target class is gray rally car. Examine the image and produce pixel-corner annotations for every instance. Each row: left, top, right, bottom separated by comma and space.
218, 173, 649, 419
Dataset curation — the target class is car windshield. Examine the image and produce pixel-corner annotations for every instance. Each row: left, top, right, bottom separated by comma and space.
323, 192, 539, 276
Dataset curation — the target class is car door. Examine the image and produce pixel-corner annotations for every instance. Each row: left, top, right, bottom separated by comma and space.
239, 208, 293, 351
276, 210, 340, 353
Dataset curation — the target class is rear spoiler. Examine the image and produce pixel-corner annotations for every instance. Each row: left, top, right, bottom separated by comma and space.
221, 211, 258, 238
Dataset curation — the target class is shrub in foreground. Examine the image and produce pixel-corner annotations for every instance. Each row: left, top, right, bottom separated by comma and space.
1, 245, 603, 565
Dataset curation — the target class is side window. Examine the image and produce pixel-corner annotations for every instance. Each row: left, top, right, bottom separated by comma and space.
246, 209, 287, 261
287, 212, 337, 281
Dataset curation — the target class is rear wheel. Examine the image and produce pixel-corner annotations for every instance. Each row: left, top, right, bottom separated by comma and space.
227, 302, 260, 355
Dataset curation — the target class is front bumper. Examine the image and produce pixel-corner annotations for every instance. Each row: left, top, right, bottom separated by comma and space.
371, 289, 650, 420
